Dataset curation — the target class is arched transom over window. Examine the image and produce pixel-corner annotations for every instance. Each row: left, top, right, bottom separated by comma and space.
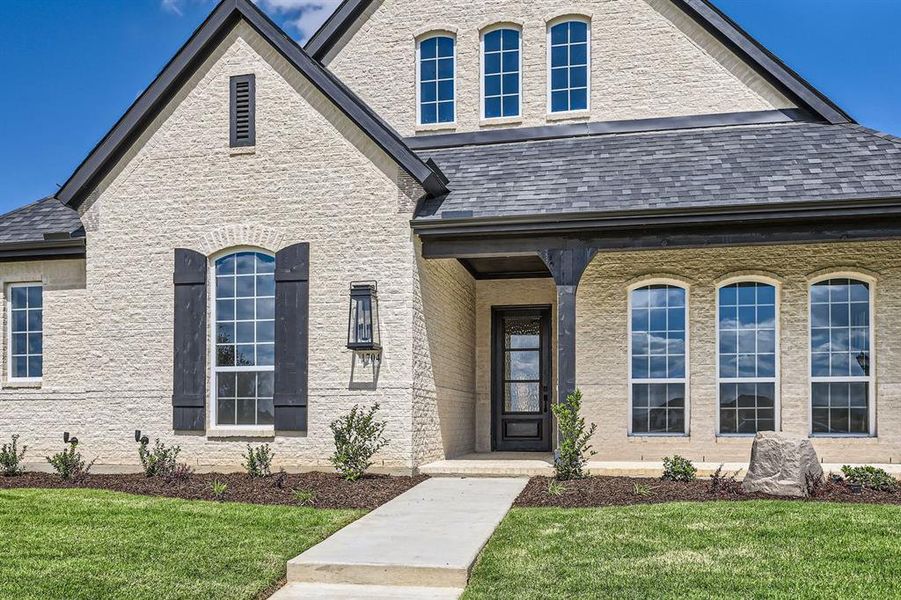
213, 251, 276, 426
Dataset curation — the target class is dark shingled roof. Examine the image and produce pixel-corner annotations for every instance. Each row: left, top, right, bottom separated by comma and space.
415, 122, 901, 221
0, 196, 84, 245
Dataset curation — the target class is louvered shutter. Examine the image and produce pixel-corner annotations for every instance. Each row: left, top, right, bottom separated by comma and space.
273, 243, 310, 431
172, 249, 207, 431
230, 74, 256, 147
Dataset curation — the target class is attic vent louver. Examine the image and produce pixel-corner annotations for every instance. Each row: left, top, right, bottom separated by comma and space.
230, 74, 256, 147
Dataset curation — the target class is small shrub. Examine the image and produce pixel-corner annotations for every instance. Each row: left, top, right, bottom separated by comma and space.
167, 462, 194, 483
46, 440, 94, 481
552, 389, 597, 481
273, 468, 288, 489
708, 464, 742, 494
633, 483, 654, 497
841, 465, 898, 492
547, 479, 567, 496
210, 479, 228, 501
293, 489, 316, 506
330, 403, 389, 482
138, 439, 182, 478
243, 443, 274, 478
0, 435, 27, 476
662, 455, 697, 482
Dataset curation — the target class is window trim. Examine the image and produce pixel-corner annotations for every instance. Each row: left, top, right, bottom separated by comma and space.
626, 279, 690, 437
6, 282, 43, 384
714, 277, 781, 437
480, 24, 523, 121
208, 247, 276, 430
807, 272, 876, 438
546, 16, 592, 116
416, 32, 457, 128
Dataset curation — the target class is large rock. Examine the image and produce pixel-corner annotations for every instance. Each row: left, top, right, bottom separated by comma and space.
742, 432, 824, 497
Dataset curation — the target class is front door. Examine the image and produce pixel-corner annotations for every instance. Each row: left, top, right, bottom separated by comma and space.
492, 307, 552, 452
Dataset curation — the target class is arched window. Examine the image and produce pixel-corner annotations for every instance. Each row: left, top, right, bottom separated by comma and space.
213, 251, 275, 426
810, 278, 873, 435
717, 281, 777, 435
629, 284, 687, 435
418, 35, 455, 125
482, 27, 521, 119
548, 19, 589, 113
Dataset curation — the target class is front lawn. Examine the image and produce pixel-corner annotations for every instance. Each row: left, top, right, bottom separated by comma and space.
465, 501, 901, 599
0, 488, 361, 600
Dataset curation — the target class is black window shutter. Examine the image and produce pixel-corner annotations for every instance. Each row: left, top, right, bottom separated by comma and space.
274, 243, 310, 431
172, 249, 207, 431
230, 74, 256, 147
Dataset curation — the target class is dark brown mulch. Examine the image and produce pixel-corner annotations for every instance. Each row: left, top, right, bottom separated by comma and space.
516, 476, 901, 508
0, 471, 428, 510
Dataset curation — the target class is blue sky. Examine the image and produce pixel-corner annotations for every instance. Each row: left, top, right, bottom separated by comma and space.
1, 0, 898, 213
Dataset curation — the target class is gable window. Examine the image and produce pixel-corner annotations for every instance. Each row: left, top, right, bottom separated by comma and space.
548, 19, 589, 113
810, 278, 873, 436
230, 74, 255, 147
482, 28, 521, 119
418, 35, 455, 125
8, 284, 42, 381
213, 251, 275, 426
718, 282, 778, 435
629, 284, 687, 435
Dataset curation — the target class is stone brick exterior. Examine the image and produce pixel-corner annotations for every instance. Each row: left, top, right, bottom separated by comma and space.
327, 0, 794, 136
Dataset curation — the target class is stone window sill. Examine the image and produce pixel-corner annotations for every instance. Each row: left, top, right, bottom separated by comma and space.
2, 379, 42, 390
415, 122, 457, 133
546, 109, 591, 122
480, 116, 523, 127
229, 146, 256, 156
207, 426, 274, 439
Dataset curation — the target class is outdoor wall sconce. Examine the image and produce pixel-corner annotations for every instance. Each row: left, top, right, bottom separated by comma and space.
63, 431, 78, 445
347, 281, 381, 365
134, 430, 149, 445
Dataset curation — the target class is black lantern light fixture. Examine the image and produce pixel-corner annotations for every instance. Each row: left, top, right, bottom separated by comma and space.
347, 282, 381, 363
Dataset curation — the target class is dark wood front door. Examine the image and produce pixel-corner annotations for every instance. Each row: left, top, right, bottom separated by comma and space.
492, 307, 552, 452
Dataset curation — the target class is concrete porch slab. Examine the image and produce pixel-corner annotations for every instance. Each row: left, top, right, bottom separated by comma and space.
286, 477, 527, 588
270, 583, 463, 599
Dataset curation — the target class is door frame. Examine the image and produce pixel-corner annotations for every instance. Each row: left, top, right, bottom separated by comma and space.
491, 305, 553, 452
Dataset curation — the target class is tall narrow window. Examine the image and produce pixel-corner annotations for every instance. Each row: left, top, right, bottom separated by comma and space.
419, 36, 455, 125
630, 284, 687, 435
8, 284, 42, 380
213, 251, 275, 426
718, 282, 777, 434
810, 278, 872, 435
230, 74, 255, 147
549, 19, 589, 113
483, 28, 521, 119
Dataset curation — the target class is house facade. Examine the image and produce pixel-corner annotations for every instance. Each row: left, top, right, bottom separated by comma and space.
2, 0, 901, 473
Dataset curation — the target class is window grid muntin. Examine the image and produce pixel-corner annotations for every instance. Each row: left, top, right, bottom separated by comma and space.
549, 20, 589, 113
483, 28, 521, 119
213, 251, 275, 427
810, 278, 872, 435
630, 284, 687, 435
717, 282, 778, 435
419, 36, 455, 125
8, 284, 42, 380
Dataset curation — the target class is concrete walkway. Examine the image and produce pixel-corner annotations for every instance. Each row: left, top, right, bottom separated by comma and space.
272, 477, 527, 599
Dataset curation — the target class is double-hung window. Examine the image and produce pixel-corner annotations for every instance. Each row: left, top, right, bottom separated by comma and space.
482, 28, 521, 119
630, 284, 687, 435
810, 278, 873, 435
213, 251, 275, 426
717, 282, 777, 434
8, 284, 42, 381
418, 35, 455, 125
548, 19, 589, 113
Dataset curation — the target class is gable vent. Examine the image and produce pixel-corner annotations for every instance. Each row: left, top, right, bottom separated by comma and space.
230, 74, 256, 147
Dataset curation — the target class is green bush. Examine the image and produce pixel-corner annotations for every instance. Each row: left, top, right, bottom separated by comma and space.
293, 489, 316, 506
662, 455, 697, 482
138, 439, 184, 478
210, 479, 228, 501
552, 389, 597, 480
330, 403, 389, 482
0, 435, 26, 476
243, 444, 274, 478
841, 465, 898, 492
46, 440, 94, 481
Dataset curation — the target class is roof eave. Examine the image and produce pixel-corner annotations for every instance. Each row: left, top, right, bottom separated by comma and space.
0, 239, 87, 263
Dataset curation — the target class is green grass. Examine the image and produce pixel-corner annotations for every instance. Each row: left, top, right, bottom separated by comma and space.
465, 502, 901, 599
0, 488, 361, 600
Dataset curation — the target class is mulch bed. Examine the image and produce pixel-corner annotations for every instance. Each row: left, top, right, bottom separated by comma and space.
516, 476, 901, 508
0, 471, 428, 510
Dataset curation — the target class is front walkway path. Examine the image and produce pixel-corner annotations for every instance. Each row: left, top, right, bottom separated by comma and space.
272, 477, 527, 599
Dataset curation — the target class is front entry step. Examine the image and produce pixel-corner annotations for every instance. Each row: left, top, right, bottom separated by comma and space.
285, 478, 527, 588
270, 583, 464, 599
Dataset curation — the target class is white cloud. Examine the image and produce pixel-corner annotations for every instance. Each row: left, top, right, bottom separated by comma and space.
161, 0, 185, 15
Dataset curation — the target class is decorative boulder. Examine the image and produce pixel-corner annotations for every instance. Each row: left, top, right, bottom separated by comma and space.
742, 432, 824, 497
